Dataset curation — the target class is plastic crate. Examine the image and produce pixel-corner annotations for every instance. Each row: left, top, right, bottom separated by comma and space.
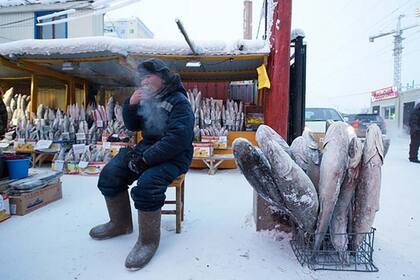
290, 227, 378, 272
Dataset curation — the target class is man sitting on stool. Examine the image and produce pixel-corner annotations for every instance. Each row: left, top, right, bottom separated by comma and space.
89, 58, 194, 270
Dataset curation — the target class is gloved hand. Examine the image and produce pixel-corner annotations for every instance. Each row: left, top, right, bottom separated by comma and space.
127, 150, 148, 174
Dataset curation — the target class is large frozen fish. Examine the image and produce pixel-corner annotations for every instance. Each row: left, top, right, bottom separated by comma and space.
232, 138, 297, 220
114, 103, 123, 123
290, 130, 321, 189
256, 125, 290, 154
314, 122, 349, 251
107, 96, 116, 122
352, 124, 384, 250
258, 137, 319, 232
330, 136, 363, 259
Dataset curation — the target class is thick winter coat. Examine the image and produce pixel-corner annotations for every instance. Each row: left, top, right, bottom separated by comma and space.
409, 101, 420, 134
122, 75, 194, 173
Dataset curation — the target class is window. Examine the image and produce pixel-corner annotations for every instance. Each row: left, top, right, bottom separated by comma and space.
304, 108, 343, 121
383, 106, 396, 120
372, 105, 380, 115
130, 29, 134, 34
35, 11, 67, 39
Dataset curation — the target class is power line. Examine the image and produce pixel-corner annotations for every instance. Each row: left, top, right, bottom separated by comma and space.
373, 0, 420, 32
0, 16, 34, 28
317, 0, 419, 66
0, 35, 14, 41
368, 0, 414, 32
369, 14, 420, 91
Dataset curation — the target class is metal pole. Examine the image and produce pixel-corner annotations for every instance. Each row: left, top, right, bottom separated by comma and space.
175, 18, 198, 55
264, 0, 268, 40
288, 36, 306, 142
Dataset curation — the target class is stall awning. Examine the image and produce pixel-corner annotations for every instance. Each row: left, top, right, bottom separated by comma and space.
0, 37, 270, 87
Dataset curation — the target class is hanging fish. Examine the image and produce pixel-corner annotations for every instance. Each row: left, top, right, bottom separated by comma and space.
314, 122, 349, 251
106, 96, 116, 122
330, 136, 363, 262
351, 124, 384, 250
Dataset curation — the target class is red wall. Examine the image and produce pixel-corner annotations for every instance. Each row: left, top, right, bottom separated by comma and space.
264, 0, 292, 138
183, 81, 229, 100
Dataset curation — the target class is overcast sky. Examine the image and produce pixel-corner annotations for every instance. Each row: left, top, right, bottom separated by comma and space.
108, 0, 420, 113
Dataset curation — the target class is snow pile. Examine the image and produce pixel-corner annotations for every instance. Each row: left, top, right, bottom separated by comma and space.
291, 29, 306, 41
0, 136, 420, 279
0, 37, 269, 57
0, 0, 77, 8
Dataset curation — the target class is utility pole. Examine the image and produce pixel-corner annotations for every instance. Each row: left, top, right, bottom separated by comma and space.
369, 14, 420, 91
243, 0, 253, 40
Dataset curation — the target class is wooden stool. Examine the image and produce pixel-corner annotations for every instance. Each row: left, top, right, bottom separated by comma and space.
162, 174, 185, 233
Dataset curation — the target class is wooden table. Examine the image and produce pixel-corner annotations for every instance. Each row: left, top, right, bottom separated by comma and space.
193, 154, 235, 175
15, 148, 60, 168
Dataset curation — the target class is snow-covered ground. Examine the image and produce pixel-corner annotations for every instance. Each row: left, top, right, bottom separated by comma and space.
0, 134, 419, 279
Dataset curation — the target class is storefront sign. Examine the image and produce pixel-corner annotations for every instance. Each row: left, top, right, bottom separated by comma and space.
371, 86, 398, 102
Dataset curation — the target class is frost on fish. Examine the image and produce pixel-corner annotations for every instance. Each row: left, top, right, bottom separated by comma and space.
256, 125, 290, 155
352, 124, 384, 250
258, 138, 319, 232
314, 122, 349, 251
290, 137, 308, 171
290, 131, 321, 190
330, 136, 363, 259
232, 138, 293, 218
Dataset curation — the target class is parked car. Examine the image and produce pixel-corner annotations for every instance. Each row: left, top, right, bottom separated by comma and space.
304, 107, 346, 134
347, 113, 390, 156
305, 107, 345, 122
305, 109, 390, 156
348, 113, 387, 137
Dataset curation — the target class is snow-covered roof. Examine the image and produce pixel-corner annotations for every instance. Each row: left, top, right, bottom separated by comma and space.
0, 0, 82, 8
0, 37, 269, 85
0, 36, 269, 58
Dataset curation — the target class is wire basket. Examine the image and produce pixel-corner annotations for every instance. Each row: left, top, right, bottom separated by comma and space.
290, 227, 378, 272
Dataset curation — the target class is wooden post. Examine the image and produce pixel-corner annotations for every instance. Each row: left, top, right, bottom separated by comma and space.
256, 0, 293, 232
264, 0, 292, 138
65, 79, 75, 109
30, 74, 38, 119
65, 84, 69, 111
83, 81, 89, 108
70, 79, 75, 105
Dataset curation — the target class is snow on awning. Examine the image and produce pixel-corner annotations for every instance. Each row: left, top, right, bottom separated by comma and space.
0, 0, 80, 8
0, 37, 270, 85
0, 37, 269, 57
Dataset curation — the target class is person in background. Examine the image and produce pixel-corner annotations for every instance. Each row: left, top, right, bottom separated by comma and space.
0, 98, 8, 138
89, 58, 194, 270
409, 98, 420, 163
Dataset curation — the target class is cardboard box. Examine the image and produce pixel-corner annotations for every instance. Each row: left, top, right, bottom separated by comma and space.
201, 135, 228, 149
79, 162, 106, 176
193, 143, 214, 158
9, 181, 62, 216
0, 193, 11, 222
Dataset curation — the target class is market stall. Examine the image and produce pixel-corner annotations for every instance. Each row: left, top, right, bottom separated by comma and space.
0, 38, 271, 175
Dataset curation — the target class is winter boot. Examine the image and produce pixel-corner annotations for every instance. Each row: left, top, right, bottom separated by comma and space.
89, 191, 133, 240
125, 209, 161, 270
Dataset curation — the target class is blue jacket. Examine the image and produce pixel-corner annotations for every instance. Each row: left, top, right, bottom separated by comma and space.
122, 77, 194, 173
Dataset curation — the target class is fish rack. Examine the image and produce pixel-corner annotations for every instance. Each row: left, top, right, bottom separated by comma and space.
290, 227, 378, 272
